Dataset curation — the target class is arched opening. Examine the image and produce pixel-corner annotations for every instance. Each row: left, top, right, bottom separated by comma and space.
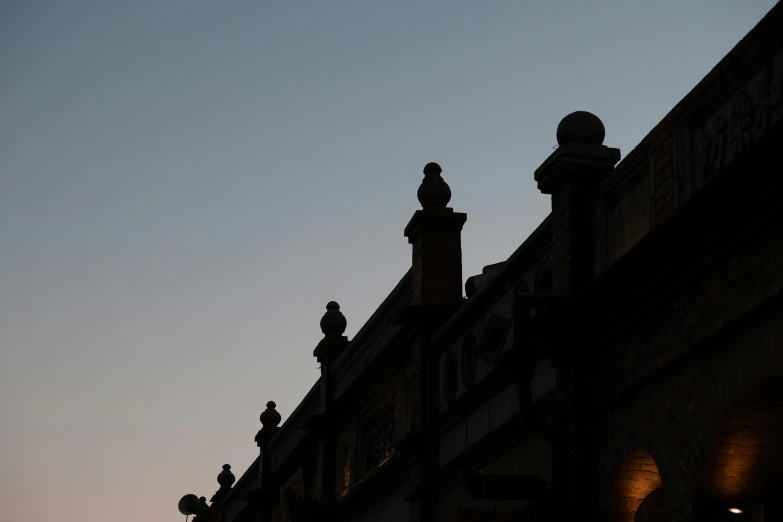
696, 379, 783, 521
608, 449, 663, 522
635, 488, 667, 522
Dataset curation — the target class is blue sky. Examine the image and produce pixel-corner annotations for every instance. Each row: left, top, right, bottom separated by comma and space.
0, 1, 777, 521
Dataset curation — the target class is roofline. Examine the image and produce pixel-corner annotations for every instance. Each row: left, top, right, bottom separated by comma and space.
333, 268, 412, 368
266, 269, 413, 452
220, 456, 259, 505
267, 380, 321, 449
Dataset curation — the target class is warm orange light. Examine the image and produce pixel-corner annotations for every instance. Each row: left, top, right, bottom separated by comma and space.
728, 507, 743, 514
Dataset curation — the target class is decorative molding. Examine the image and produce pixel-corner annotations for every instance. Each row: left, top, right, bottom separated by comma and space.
477, 314, 512, 366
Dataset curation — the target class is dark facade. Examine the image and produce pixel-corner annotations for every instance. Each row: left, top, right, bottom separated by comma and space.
178, 4, 783, 521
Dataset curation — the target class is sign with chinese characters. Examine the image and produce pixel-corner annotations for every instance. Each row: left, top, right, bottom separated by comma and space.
687, 47, 783, 195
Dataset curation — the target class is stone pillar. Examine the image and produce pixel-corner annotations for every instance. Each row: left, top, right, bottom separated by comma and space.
312, 301, 348, 504
533, 112, 621, 522
255, 401, 281, 522
313, 302, 348, 412
534, 112, 621, 295
402, 164, 468, 522
207, 464, 236, 521
404, 162, 467, 308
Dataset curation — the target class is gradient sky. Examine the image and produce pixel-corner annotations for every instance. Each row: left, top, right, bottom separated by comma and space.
0, 1, 777, 521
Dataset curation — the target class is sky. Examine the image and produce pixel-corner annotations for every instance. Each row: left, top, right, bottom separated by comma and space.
0, 1, 777, 521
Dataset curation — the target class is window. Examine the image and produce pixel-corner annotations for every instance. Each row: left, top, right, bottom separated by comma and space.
279, 471, 304, 522
337, 444, 353, 494
364, 409, 394, 473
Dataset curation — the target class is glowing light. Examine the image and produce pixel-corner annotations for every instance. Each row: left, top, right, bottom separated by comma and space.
728, 507, 743, 514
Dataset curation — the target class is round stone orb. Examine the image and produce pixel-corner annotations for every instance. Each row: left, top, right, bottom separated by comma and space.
217, 464, 235, 488
260, 401, 282, 428
417, 162, 451, 207
320, 301, 347, 335
556, 111, 605, 145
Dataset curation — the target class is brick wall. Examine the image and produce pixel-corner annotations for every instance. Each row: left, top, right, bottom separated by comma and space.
588, 295, 783, 522
582, 160, 782, 521
701, 382, 783, 501
607, 449, 663, 522
597, 192, 783, 403
562, 16, 783, 519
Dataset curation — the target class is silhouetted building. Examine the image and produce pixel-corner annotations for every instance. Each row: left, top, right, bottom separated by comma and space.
179, 4, 783, 521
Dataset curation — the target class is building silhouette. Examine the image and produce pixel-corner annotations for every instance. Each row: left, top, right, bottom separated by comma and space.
178, 3, 783, 521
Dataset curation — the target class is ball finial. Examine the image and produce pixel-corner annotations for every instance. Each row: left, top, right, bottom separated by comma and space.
417, 162, 452, 208
556, 111, 606, 146
260, 401, 282, 428
217, 464, 235, 488
320, 301, 347, 335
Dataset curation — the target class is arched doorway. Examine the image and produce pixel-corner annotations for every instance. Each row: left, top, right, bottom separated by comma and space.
696, 379, 783, 522
635, 488, 666, 522
607, 449, 664, 522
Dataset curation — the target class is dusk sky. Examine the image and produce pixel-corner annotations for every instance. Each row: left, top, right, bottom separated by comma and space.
0, 1, 777, 521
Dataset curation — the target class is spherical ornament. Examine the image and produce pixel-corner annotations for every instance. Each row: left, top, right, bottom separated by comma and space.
260, 401, 282, 428
217, 464, 235, 488
320, 301, 347, 335
417, 162, 452, 207
556, 111, 605, 145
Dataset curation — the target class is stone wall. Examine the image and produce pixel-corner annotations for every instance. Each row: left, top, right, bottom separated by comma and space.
591, 297, 783, 521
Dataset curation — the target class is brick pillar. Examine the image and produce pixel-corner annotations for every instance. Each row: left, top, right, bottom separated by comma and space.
312, 302, 348, 504
255, 401, 281, 522
532, 117, 619, 521
402, 163, 467, 522
404, 162, 467, 308
313, 333, 348, 412
203, 464, 236, 522
534, 112, 620, 295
